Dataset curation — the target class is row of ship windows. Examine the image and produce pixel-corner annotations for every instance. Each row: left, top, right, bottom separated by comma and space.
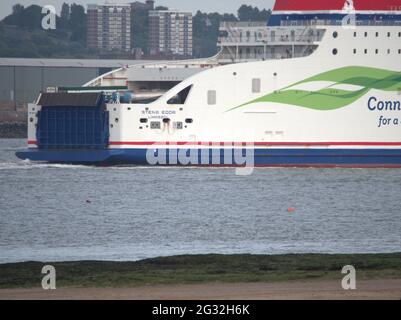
207, 79, 262, 105
165, 79, 263, 106
332, 48, 401, 55
333, 31, 401, 38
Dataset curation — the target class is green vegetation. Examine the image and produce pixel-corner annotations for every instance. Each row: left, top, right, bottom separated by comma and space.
0, 4, 94, 59
0, 253, 400, 289
0, 3, 272, 59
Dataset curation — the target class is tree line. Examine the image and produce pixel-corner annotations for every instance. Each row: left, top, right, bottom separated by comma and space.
0, 3, 272, 59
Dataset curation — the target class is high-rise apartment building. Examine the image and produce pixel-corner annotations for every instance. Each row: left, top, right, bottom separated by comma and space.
149, 10, 193, 58
87, 4, 131, 53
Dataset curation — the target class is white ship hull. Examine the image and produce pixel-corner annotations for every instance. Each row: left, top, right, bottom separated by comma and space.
17, 2, 401, 167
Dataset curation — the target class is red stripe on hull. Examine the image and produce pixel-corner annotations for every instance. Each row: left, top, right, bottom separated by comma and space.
108, 141, 401, 147
273, 0, 401, 11
27, 140, 401, 147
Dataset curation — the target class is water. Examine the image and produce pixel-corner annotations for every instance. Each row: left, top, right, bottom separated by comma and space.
0, 139, 400, 263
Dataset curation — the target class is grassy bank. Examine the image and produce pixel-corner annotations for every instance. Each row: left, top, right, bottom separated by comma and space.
0, 254, 400, 289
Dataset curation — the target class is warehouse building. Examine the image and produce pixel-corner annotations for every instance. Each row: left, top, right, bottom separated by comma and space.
0, 58, 150, 108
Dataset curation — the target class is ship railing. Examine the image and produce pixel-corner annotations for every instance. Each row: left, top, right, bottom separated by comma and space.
217, 52, 308, 61
218, 35, 322, 44
280, 20, 401, 27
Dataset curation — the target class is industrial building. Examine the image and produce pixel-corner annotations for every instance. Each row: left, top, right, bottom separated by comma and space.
0, 58, 150, 108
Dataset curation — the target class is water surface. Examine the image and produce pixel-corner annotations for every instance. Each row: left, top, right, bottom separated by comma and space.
0, 139, 400, 263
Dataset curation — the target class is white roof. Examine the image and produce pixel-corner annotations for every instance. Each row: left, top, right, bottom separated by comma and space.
0, 58, 158, 68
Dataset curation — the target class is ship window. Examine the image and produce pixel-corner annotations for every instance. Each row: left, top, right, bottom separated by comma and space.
333, 31, 338, 38
399, 32, 401, 37
376, 32, 379, 37
388, 49, 391, 54
388, 32, 391, 37
364, 32, 368, 37
252, 78, 261, 93
207, 90, 216, 105
353, 49, 357, 54
364, 49, 368, 54
399, 49, 401, 54
375, 49, 379, 54
332, 48, 338, 55
150, 121, 161, 129
353, 32, 357, 37
167, 85, 192, 105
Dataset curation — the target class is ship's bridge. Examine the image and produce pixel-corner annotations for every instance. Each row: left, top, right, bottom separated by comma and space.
269, 0, 401, 27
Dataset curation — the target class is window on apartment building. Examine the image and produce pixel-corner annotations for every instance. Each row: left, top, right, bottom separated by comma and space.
252, 78, 261, 93
207, 90, 217, 105
167, 85, 193, 105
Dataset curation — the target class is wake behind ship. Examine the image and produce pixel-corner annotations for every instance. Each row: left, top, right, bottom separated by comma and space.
17, 0, 401, 167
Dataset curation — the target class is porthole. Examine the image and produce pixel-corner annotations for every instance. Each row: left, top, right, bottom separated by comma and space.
333, 31, 338, 38
332, 48, 338, 55
185, 118, 193, 124
140, 118, 148, 123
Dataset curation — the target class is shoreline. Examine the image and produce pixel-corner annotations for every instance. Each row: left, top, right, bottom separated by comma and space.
1, 253, 400, 290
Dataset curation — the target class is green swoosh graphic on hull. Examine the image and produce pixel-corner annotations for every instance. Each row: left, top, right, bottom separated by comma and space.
227, 66, 401, 112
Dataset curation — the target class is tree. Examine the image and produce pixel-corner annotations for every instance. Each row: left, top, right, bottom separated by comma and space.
69, 4, 86, 44
20, 5, 43, 29
238, 5, 271, 22
193, 11, 237, 58
59, 3, 70, 29
3, 4, 24, 26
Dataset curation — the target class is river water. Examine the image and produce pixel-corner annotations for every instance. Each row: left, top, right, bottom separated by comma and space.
0, 139, 400, 263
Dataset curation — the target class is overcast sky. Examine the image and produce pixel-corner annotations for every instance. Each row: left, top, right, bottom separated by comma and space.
0, 0, 276, 19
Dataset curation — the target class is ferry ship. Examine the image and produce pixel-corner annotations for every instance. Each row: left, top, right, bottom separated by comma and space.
17, 0, 401, 167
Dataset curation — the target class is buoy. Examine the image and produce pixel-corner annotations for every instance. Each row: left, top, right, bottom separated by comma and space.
287, 207, 296, 213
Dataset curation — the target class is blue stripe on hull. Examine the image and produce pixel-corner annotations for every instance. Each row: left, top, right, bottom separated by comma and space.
268, 14, 401, 26
16, 148, 401, 167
